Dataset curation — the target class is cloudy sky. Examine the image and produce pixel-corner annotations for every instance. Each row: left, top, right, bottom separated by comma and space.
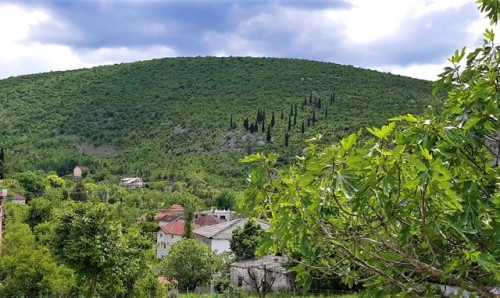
0, 0, 497, 81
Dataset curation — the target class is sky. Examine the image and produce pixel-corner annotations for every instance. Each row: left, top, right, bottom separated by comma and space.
0, 0, 497, 81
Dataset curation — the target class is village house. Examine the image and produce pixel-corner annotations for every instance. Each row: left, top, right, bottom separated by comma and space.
155, 221, 185, 259
119, 177, 145, 188
154, 204, 184, 220
229, 255, 294, 292
158, 214, 184, 227
195, 209, 232, 222
193, 214, 224, 228
73, 166, 89, 180
193, 218, 270, 253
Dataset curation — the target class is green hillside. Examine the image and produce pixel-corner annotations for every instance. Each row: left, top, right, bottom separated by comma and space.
0, 57, 437, 188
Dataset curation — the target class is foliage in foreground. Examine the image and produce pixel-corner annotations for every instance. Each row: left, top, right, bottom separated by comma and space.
240, 1, 500, 296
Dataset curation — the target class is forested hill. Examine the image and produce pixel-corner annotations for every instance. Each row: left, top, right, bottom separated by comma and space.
0, 57, 437, 188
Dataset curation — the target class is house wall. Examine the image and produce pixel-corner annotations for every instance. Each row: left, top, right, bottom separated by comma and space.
211, 239, 230, 253
229, 266, 292, 292
156, 231, 183, 259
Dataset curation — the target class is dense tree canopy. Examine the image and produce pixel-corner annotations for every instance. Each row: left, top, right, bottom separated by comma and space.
161, 239, 217, 291
0, 223, 76, 297
241, 1, 500, 296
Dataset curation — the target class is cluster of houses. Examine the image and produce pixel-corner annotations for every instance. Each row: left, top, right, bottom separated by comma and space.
74, 166, 145, 188
139, 204, 295, 292
71, 167, 294, 292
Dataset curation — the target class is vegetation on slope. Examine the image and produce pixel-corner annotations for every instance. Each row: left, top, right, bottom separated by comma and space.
0, 57, 437, 188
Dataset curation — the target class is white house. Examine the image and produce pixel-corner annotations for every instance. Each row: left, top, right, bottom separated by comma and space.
155, 221, 185, 259
119, 177, 145, 188
73, 166, 89, 180
195, 209, 232, 222
230, 255, 294, 292
193, 218, 269, 254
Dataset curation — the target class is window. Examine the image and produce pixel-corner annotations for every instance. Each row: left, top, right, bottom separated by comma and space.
220, 215, 226, 220
171, 234, 174, 239
238, 277, 244, 287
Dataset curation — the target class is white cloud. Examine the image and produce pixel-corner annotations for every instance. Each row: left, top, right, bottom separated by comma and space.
0, 4, 48, 44
78, 45, 177, 65
0, 4, 177, 79
372, 62, 447, 81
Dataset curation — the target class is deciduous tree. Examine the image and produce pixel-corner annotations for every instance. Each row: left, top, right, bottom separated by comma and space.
240, 2, 500, 296
161, 239, 216, 291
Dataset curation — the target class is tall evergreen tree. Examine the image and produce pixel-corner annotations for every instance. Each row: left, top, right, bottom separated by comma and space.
243, 117, 249, 131
270, 112, 275, 128
288, 116, 292, 131
284, 132, 289, 147
266, 126, 272, 143
301, 121, 305, 134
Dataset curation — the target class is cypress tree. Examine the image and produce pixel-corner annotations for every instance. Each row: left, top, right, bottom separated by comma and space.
243, 117, 249, 131
288, 116, 292, 131
325, 107, 328, 118
266, 126, 272, 142
318, 98, 322, 109
301, 121, 305, 134
270, 112, 275, 128
0, 147, 4, 180
285, 132, 289, 147
230, 115, 233, 130
294, 103, 298, 116
261, 120, 265, 133
293, 113, 297, 126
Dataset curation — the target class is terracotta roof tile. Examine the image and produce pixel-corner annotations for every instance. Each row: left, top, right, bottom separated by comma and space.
159, 221, 185, 236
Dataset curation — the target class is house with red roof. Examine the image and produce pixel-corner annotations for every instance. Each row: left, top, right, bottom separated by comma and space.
154, 204, 184, 220
155, 221, 185, 259
158, 214, 184, 226
193, 214, 224, 228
